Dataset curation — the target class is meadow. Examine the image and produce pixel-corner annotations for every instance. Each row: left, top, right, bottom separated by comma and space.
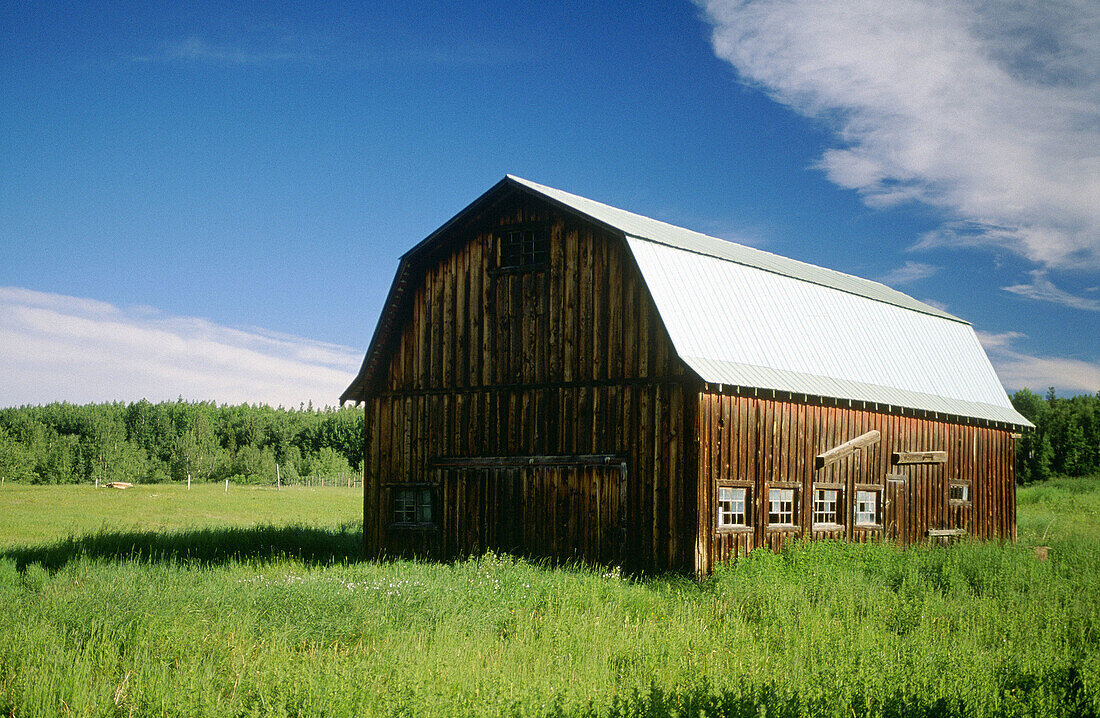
0, 478, 1097, 717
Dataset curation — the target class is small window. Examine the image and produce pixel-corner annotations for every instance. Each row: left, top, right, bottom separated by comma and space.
393, 487, 433, 525
855, 490, 879, 526
768, 488, 797, 526
717, 486, 749, 529
497, 226, 548, 270
949, 482, 971, 505
812, 488, 842, 526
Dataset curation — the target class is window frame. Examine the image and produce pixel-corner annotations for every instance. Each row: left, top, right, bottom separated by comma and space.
493, 223, 549, 273
766, 485, 799, 529
811, 484, 844, 529
948, 481, 971, 506
853, 488, 881, 528
388, 484, 437, 529
715, 483, 752, 533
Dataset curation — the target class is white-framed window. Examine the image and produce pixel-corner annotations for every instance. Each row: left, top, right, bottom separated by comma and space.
949, 482, 970, 505
768, 488, 796, 526
812, 487, 842, 526
854, 490, 878, 526
393, 487, 433, 525
717, 486, 748, 529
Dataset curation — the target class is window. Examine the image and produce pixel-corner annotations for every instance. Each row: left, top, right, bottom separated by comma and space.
497, 226, 548, 270
949, 482, 971, 505
768, 488, 797, 526
855, 490, 879, 526
812, 487, 842, 526
393, 487, 433, 525
717, 486, 749, 529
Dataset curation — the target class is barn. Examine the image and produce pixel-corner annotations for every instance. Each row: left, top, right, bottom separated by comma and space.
341, 175, 1032, 574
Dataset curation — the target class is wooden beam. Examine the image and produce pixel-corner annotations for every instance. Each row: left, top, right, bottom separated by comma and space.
431, 454, 623, 468
893, 451, 947, 465
927, 528, 967, 537
815, 430, 881, 469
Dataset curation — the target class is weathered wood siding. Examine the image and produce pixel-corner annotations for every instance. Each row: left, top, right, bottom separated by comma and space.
363, 194, 696, 572
695, 391, 1017, 573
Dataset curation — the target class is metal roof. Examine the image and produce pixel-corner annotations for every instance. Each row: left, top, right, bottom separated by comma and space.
626, 237, 1030, 426
343, 175, 1030, 427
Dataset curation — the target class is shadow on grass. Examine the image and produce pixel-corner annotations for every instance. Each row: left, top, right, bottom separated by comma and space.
1, 522, 363, 572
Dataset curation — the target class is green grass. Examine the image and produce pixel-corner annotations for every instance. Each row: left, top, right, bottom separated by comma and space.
0, 483, 362, 550
0, 476, 1097, 717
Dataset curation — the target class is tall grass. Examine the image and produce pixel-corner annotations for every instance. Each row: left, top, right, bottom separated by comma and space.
0, 476, 1097, 717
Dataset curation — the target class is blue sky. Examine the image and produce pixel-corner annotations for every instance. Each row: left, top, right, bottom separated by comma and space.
1, 0, 1097, 408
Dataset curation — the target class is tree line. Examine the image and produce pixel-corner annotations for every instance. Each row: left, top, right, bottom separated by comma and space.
1011, 389, 1099, 483
0, 400, 363, 486
0, 391, 1095, 485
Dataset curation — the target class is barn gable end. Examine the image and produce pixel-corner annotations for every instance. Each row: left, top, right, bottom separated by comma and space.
343, 176, 1029, 573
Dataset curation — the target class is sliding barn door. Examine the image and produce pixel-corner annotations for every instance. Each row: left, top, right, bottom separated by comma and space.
435, 460, 626, 565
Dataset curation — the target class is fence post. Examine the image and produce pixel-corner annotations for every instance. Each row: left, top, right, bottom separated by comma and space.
276, 464, 281, 491
187, 473, 191, 490
225, 478, 228, 493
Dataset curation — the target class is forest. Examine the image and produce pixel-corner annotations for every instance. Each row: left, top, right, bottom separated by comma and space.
0, 400, 363, 486
0, 389, 1095, 485
1012, 388, 1100, 483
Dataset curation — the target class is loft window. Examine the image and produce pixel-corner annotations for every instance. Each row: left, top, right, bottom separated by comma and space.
768, 488, 797, 526
855, 490, 879, 526
949, 482, 971, 505
717, 486, 749, 529
393, 487, 433, 525
812, 487, 842, 527
497, 226, 548, 270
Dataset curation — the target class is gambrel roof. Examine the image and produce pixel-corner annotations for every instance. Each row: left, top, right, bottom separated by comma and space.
343, 175, 1031, 428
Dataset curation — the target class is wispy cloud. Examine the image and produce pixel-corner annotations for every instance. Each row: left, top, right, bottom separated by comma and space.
697, 0, 1100, 270
977, 330, 1099, 393
879, 261, 938, 286
0, 287, 360, 408
134, 36, 313, 65
1002, 271, 1100, 311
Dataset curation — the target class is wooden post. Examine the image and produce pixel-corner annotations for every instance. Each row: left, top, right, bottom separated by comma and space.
225, 479, 229, 493
276, 464, 281, 491
187, 473, 191, 490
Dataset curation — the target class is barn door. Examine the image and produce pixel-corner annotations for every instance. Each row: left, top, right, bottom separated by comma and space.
436, 459, 626, 565
884, 473, 907, 545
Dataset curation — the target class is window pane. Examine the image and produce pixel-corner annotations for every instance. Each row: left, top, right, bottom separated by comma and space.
813, 488, 839, 525
416, 488, 433, 523
718, 487, 747, 527
855, 490, 877, 525
768, 488, 795, 525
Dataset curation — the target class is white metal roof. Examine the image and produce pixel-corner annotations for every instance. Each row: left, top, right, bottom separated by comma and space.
508, 175, 1031, 427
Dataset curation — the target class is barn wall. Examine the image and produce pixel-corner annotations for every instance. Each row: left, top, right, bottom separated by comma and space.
695, 392, 1017, 573
363, 195, 696, 573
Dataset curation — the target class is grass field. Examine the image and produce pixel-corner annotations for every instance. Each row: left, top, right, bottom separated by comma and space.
0, 477, 1097, 717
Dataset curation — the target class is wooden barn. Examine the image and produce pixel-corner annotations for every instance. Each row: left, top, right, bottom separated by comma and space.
341, 175, 1033, 574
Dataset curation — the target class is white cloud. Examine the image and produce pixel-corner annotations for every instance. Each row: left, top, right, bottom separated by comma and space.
1002, 271, 1100, 311
977, 330, 1099, 393
879, 261, 938, 286
133, 37, 312, 65
0, 287, 361, 408
697, 0, 1100, 270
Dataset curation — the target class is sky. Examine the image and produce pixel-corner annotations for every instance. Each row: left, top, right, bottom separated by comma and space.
1, 0, 1097, 408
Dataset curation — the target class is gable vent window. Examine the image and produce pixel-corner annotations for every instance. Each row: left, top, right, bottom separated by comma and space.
497, 226, 548, 271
